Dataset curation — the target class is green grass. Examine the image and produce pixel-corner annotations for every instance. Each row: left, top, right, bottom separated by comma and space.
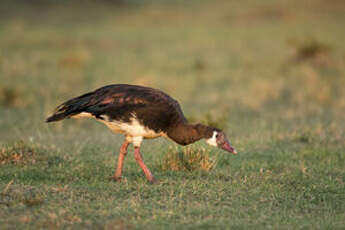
0, 0, 345, 229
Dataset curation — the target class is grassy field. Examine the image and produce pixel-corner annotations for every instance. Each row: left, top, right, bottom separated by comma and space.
1, 0, 345, 229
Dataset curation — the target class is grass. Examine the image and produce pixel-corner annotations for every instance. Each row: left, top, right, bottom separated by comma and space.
0, 0, 345, 229
161, 146, 217, 172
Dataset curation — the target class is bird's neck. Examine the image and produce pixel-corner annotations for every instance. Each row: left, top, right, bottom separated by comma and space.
167, 122, 213, 145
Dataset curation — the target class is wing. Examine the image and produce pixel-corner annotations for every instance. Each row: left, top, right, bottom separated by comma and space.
47, 84, 187, 133
85, 85, 187, 133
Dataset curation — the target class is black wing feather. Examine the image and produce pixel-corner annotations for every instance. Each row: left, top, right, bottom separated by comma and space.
46, 84, 187, 133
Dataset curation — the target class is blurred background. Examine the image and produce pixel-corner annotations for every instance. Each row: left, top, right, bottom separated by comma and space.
1, 1, 345, 229
0, 0, 345, 148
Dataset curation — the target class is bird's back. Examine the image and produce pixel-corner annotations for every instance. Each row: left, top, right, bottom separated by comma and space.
47, 84, 187, 134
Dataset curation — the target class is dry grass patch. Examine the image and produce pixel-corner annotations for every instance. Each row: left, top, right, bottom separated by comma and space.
0, 86, 25, 108
0, 141, 46, 165
288, 38, 333, 66
104, 219, 134, 230
1, 184, 46, 207
161, 146, 217, 172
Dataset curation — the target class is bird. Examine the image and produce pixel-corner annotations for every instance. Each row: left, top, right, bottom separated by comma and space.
46, 84, 237, 183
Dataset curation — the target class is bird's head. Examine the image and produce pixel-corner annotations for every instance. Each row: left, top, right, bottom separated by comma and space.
205, 129, 237, 154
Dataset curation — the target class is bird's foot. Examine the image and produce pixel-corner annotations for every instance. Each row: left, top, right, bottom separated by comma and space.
149, 177, 159, 184
112, 175, 124, 182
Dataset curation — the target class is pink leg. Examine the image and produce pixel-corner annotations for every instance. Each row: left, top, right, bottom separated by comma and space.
134, 146, 157, 183
113, 140, 130, 181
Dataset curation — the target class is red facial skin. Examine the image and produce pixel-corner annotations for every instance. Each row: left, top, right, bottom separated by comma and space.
216, 131, 237, 154
220, 139, 237, 154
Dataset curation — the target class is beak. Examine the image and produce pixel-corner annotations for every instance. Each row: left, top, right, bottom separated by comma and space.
220, 140, 237, 154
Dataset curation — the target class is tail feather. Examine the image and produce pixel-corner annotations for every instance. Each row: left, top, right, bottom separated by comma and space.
46, 112, 68, 122
46, 92, 94, 123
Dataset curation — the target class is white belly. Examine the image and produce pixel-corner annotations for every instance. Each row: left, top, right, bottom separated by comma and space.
71, 112, 94, 119
100, 117, 165, 139
71, 112, 165, 139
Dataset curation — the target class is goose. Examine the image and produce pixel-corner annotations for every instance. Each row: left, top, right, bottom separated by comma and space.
46, 84, 237, 183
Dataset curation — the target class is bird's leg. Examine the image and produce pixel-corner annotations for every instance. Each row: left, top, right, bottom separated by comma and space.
134, 146, 157, 184
113, 139, 130, 181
